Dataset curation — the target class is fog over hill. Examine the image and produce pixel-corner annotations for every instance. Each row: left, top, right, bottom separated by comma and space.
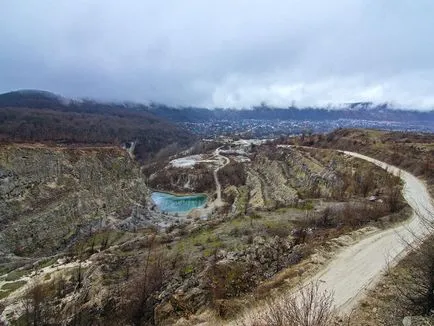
2, 1, 434, 109
1, 90, 433, 123
1, 89, 433, 141
2, 2, 434, 325
0, 90, 195, 162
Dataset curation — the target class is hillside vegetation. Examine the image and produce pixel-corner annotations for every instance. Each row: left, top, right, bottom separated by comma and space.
0, 90, 194, 162
304, 129, 433, 193
0, 131, 417, 326
134, 141, 408, 325
300, 129, 434, 326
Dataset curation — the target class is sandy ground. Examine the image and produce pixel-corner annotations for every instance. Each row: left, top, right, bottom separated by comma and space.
170, 155, 205, 168
233, 150, 434, 324
185, 148, 229, 219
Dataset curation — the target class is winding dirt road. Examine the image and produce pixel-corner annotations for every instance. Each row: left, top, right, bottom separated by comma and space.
236, 150, 434, 324
322, 150, 434, 313
212, 148, 230, 206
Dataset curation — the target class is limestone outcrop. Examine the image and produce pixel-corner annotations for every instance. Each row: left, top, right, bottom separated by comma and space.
0, 144, 151, 256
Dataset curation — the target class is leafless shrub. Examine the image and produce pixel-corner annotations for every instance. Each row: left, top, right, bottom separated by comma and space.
389, 208, 434, 316
393, 235, 434, 315
207, 261, 255, 303
293, 212, 316, 245
384, 183, 402, 213
22, 281, 56, 326
316, 206, 335, 228
331, 202, 391, 229
239, 282, 335, 326
265, 224, 291, 238
113, 234, 168, 326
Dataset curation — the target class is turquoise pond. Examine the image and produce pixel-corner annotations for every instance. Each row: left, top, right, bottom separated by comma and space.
151, 192, 208, 213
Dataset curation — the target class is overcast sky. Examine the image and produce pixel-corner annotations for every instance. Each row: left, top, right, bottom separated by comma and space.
1, 1, 434, 109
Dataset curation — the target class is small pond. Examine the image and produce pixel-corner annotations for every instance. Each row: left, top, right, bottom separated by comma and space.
151, 192, 207, 213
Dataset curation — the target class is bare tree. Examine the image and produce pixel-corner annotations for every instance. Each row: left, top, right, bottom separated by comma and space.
22, 282, 54, 326
113, 234, 167, 326
388, 207, 434, 315
239, 282, 335, 326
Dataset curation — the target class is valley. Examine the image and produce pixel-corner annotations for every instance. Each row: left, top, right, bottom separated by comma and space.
0, 90, 433, 326
2, 3, 434, 324
1, 129, 425, 325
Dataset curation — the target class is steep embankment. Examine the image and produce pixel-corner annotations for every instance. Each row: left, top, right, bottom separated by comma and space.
242, 145, 397, 212
0, 143, 151, 258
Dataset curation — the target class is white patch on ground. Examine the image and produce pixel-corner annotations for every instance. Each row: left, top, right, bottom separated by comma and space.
0, 259, 92, 323
170, 155, 203, 168
231, 155, 251, 163
233, 139, 270, 146
220, 149, 248, 155
46, 180, 59, 188
169, 155, 222, 169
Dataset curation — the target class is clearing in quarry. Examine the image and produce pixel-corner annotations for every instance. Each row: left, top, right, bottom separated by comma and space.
150, 147, 230, 217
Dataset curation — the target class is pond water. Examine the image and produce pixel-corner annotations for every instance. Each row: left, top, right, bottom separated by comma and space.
151, 192, 207, 213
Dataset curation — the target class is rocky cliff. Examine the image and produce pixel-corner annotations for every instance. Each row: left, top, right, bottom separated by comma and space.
0, 143, 151, 257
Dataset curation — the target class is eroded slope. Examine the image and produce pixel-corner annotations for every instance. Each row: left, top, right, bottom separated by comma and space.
0, 144, 150, 257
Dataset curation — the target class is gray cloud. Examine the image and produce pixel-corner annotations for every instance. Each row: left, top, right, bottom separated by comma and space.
1, 0, 434, 109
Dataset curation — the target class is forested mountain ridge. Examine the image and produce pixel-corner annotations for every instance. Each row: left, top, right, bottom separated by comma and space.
0, 90, 195, 161
147, 102, 434, 123
2, 90, 433, 124
1, 89, 433, 160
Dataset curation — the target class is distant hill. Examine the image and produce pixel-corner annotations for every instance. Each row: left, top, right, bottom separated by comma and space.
3, 91, 433, 124
0, 90, 195, 161
146, 102, 434, 123
1, 90, 433, 156
0, 89, 64, 107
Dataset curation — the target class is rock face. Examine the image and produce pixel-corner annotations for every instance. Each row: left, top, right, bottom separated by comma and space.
248, 155, 299, 209
0, 144, 151, 256
148, 163, 215, 194
245, 147, 343, 211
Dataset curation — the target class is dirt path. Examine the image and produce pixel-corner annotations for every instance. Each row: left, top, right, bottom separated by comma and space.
321, 150, 434, 313
298, 151, 434, 313
235, 150, 434, 323
212, 148, 230, 207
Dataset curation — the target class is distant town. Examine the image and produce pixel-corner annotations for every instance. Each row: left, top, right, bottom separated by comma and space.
181, 118, 434, 138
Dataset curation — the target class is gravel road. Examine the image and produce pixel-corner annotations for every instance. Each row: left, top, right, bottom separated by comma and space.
312, 150, 434, 313
235, 150, 434, 325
